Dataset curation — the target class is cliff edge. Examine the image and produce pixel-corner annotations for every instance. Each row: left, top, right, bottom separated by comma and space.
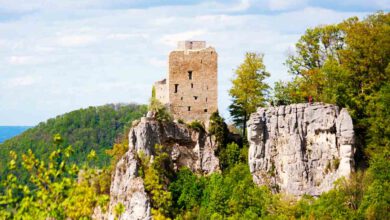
247, 103, 354, 196
96, 116, 220, 220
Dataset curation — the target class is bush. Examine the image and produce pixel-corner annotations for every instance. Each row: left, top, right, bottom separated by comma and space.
219, 142, 241, 170
139, 144, 174, 218
149, 86, 173, 122
208, 111, 229, 152
187, 120, 205, 132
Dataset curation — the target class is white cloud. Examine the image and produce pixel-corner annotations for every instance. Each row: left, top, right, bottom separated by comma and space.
7, 76, 37, 87
268, 0, 308, 11
149, 58, 167, 68
7, 56, 42, 65
56, 34, 99, 47
225, 0, 252, 12
160, 30, 207, 46
106, 33, 149, 40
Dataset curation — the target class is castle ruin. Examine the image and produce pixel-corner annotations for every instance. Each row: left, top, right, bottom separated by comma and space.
154, 41, 218, 122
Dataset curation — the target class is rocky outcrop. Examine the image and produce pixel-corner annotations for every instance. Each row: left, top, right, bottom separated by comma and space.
247, 103, 354, 196
97, 116, 220, 220
92, 148, 151, 220
129, 117, 220, 174
107, 151, 151, 220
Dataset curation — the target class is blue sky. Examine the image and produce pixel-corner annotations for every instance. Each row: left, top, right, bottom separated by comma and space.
0, 0, 388, 126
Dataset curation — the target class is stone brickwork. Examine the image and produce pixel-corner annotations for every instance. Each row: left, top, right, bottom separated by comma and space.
177, 41, 206, 50
155, 41, 218, 122
154, 79, 169, 104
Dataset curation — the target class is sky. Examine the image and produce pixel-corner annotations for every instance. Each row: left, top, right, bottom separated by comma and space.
0, 0, 388, 126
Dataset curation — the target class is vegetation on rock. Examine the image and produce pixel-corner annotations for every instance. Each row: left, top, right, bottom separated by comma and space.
274, 12, 390, 160
149, 86, 173, 122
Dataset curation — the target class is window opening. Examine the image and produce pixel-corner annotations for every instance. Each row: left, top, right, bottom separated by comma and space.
188, 71, 192, 80
174, 84, 179, 93
194, 96, 198, 100
204, 109, 208, 112
188, 106, 191, 111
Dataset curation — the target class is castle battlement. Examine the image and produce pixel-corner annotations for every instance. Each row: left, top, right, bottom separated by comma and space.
154, 41, 218, 122
177, 41, 206, 50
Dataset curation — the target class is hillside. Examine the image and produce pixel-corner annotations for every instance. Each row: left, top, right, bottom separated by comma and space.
0, 11, 388, 220
0, 103, 147, 183
0, 126, 32, 143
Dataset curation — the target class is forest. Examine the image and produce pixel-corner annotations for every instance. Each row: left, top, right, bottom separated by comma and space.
0, 104, 147, 186
0, 12, 389, 219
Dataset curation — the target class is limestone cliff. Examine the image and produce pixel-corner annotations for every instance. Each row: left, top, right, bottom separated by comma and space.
128, 117, 219, 174
95, 116, 220, 220
247, 103, 354, 196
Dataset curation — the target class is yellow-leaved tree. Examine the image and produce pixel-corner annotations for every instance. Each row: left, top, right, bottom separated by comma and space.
229, 52, 270, 138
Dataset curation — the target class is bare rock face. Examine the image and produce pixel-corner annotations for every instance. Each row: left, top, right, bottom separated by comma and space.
96, 117, 220, 220
93, 148, 151, 220
247, 103, 354, 196
106, 150, 151, 220
128, 117, 220, 174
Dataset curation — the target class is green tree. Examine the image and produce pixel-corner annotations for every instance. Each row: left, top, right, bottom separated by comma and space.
280, 12, 390, 159
0, 135, 106, 219
229, 52, 270, 138
169, 168, 203, 212
218, 142, 241, 170
139, 145, 174, 218
359, 150, 390, 219
208, 111, 229, 149
0, 104, 147, 186
366, 82, 390, 154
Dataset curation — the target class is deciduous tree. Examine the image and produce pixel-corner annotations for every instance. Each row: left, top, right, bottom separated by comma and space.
229, 53, 270, 137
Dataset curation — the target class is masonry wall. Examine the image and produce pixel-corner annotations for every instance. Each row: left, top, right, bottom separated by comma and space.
168, 47, 218, 122
154, 79, 169, 104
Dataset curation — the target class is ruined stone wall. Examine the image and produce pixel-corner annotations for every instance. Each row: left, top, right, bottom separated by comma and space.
154, 79, 169, 104
168, 46, 218, 122
177, 41, 206, 50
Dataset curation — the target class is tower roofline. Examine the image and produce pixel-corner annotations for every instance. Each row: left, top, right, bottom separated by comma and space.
177, 41, 206, 50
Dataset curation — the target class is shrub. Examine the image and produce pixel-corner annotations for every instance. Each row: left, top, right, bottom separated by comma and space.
149, 86, 173, 122
208, 111, 229, 149
187, 120, 205, 132
139, 144, 174, 218
333, 158, 340, 170
219, 142, 241, 170
177, 119, 185, 124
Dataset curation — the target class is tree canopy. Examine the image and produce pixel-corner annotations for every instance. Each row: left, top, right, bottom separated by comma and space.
229, 52, 270, 137
0, 104, 147, 186
275, 12, 390, 159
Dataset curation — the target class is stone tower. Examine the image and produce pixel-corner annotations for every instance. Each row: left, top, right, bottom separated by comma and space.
154, 41, 218, 122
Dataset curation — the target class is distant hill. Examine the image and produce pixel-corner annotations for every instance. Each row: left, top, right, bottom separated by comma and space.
0, 126, 32, 143
0, 103, 147, 183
